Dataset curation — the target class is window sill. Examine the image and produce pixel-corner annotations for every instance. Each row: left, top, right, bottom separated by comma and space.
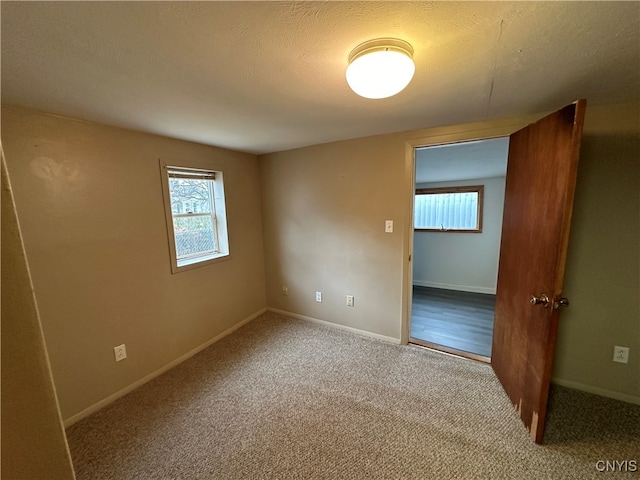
172, 252, 231, 274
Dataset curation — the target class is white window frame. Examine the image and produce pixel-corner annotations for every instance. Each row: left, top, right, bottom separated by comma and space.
160, 160, 230, 273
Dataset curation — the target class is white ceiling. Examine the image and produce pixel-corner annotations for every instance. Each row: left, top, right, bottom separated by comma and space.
415, 137, 509, 184
2, 2, 638, 155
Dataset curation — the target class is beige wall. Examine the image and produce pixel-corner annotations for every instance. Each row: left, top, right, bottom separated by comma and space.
1, 155, 76, 479
260, 103, 639, 402
260, 135, 409, 340
1, 106, 267, 422
554, 131, 639, 402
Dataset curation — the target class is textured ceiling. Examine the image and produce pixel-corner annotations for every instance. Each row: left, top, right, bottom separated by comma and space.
2, 1, 639, 154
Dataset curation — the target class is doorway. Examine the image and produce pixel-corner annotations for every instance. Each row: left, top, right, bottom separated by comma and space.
403, 101, 587, 442
409, 137, 509, 362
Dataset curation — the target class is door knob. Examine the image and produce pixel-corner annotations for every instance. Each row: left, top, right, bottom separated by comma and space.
530, 294, 550, 307
553, 297, 569, 309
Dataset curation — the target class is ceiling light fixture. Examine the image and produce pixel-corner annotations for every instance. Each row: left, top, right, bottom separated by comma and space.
346, 38, 415, 99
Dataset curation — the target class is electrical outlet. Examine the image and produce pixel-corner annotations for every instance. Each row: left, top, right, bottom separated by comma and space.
346, 295, 354, 307
282, 285, 288, 296
315, 291, 322, 303
114, 344, 127, 362
613, 346, 629, 364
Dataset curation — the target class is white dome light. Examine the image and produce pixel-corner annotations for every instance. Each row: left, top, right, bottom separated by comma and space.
346, 38, 415, 99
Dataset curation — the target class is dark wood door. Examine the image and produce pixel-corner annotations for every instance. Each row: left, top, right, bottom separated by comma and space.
491, 100, 586, 443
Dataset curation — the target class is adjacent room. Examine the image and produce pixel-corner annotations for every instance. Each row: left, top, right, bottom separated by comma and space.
410, 138, 509, 360
2, 2, 639, 479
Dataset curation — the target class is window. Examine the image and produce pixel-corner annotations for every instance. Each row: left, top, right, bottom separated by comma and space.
414, 185, 484, 232
160, 161, 229, 272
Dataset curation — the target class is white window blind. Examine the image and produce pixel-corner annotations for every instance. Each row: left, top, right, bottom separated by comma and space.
414, 185, 483, 232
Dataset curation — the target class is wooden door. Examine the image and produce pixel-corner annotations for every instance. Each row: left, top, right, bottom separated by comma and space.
491, 100, 586, 443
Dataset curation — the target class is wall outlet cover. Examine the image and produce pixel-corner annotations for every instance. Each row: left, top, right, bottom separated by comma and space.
114, 344, 127, 362
613, 346, 629, 364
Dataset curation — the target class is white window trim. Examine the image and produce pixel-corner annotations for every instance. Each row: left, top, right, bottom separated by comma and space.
160, 160, 231, 273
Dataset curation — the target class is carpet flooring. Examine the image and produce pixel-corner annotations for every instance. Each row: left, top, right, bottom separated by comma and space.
66, 312, 639, 479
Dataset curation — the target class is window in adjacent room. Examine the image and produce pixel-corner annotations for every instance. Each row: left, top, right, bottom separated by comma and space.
414, 185, 484, 232
160, 161, 229, 272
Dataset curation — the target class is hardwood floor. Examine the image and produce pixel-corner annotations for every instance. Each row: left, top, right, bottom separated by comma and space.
410, 286, 495, 358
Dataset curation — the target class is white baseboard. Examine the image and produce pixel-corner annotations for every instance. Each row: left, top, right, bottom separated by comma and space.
267, 307, 402, 345
412, 280, 496, 295
552, 377, 640, 405
63, 307, 267, 428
